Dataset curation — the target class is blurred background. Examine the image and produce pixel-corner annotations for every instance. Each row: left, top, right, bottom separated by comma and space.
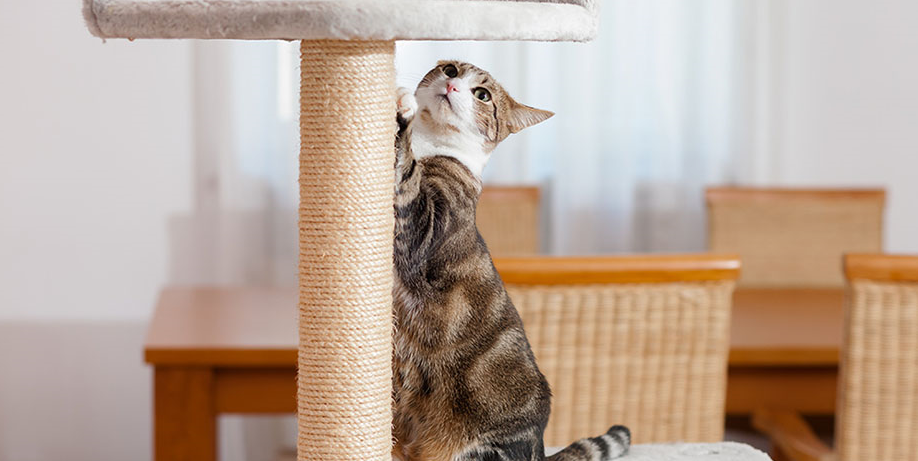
2, 0, 917, 460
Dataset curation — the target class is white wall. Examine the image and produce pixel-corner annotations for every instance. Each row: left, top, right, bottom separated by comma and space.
770, 0, 918, 252
0, 0, 193, 322
0, 0, 192, 459
0, 322, 152, 461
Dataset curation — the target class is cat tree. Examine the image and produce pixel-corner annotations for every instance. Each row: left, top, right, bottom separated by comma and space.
83, 1, 770, 460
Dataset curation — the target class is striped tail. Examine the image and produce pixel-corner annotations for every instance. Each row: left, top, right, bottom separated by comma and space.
546, 425, 630, 461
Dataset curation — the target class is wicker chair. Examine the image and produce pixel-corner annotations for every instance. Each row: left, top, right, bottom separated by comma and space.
477, 186, 541, 256
706, 188, 885, 288
753, 254, 918, 461
494, 254, 741, 446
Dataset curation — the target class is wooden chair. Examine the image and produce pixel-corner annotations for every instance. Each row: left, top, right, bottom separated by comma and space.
477, 186, 541, 255
706, 188, 885, 288
753, 254, 918, 461
494, 254, 741, 446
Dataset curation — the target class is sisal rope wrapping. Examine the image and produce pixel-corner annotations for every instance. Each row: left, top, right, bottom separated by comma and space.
298, 40, 395, 461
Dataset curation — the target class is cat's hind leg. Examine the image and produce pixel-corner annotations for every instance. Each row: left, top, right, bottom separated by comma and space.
455, 439, 544, 461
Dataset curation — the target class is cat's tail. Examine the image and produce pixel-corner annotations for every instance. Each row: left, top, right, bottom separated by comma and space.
545, 425, 630, 461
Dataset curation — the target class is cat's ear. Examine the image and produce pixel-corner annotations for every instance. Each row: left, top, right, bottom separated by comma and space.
507, 102, 554, 134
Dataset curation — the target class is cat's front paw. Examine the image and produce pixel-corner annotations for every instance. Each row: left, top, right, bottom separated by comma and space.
396, 87, 418, 125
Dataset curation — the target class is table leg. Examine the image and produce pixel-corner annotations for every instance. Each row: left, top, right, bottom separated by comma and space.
769, 446, 791, 461
154, 367, 217, 461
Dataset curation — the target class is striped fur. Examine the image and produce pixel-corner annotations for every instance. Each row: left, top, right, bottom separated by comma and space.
392, 62, 630, 461
546, 426, 631, 461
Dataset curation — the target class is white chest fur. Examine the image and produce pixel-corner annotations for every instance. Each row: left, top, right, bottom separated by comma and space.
410, 124, 488, 178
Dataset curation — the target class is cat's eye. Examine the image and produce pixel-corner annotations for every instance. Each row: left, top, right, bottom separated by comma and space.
473, 88, 491, 102
442, 64, 459, 78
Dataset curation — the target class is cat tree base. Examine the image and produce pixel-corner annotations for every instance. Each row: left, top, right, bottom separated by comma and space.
610, 442, 771, 461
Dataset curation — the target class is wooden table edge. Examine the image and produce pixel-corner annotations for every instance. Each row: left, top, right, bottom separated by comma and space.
145, 348, 297, 367
729, 348, 839, 367
146, 348, 839, 368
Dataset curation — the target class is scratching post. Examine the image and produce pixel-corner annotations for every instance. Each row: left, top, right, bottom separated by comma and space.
85, 2, 768, 460
297, 40, 395, 461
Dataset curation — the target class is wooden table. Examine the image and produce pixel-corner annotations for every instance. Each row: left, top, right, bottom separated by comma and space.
726, 288, 842, 415
145, 286, 843, 461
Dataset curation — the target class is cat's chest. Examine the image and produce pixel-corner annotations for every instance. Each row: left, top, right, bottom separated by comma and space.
410, 130, 487, 178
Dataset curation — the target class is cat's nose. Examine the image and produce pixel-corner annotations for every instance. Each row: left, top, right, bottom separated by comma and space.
446, 80, 460, 94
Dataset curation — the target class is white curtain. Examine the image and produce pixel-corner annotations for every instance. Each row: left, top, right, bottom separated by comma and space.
178, 1, 762, 458
396, 0, 754, 254
170, 39, 301, 461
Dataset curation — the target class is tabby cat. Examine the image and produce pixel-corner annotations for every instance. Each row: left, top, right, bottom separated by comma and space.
392, 61, 631, 461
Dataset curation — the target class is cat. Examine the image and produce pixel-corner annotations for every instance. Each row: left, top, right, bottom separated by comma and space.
392, 60, 631, 461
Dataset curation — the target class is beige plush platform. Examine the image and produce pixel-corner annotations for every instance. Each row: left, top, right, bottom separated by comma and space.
622, 443, 772, 461
83, 0, 598, 41
280, 443, 773, 461
548, 442, 772, 461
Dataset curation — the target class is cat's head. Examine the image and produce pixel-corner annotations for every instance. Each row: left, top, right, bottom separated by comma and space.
414, 60, 554, 153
